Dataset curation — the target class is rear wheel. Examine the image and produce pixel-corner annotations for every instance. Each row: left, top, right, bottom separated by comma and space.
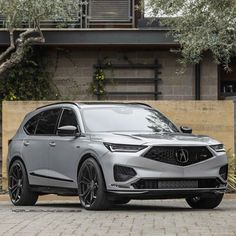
8, 160, 38, 206
78, 158, 110, 210
186, 194, 224, 209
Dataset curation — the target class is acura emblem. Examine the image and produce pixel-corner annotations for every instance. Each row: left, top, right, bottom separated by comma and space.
176, 149, 189, 163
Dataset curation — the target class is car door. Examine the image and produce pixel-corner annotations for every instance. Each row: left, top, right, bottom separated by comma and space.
47, 108, 84, 188
23, 108, 62, 186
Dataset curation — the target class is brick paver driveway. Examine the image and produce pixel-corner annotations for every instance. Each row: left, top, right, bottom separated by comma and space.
0, 196, 235, 236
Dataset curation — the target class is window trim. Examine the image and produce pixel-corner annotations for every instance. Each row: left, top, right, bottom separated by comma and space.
23, 106, 83, 137
24, 108, 62, 136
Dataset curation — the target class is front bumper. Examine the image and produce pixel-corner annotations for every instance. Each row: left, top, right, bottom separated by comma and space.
107, 188, 226, 200
100, 150, 228, 198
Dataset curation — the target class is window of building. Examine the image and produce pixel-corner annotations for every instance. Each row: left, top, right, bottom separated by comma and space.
219, 58, 236, 99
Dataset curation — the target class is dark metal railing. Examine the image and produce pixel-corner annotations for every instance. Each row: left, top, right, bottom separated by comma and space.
0, 0, 135, 29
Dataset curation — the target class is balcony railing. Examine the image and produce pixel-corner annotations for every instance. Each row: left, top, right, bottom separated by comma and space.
0, 0, 136, 29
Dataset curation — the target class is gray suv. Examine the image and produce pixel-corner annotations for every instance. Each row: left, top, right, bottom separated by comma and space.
8, 102, 228, 210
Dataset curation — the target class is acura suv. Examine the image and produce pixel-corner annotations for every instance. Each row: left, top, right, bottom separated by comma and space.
8, 102, 228, 210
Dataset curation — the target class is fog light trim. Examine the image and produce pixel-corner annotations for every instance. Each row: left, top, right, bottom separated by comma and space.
114, 165, 136, 182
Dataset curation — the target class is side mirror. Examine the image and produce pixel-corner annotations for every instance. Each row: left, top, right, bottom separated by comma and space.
57, 125, 80, 137
180, 126, 192, 134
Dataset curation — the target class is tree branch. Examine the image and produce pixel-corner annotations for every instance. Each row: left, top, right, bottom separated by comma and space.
16, 29, 39, 44
35, 21, 45, 43
0, 24, 45, 74
16, 27, 45, 44
0, 27, 45, 75
0, 44, 24, 75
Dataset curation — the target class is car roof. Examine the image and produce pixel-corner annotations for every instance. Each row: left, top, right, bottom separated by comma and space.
36, 102, 152, 110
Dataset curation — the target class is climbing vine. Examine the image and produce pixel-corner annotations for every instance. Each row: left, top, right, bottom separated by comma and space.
90, 58, 114, 98
92, 68, 106, 95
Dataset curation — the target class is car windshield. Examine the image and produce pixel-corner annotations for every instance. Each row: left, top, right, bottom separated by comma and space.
81, 106, 179, 133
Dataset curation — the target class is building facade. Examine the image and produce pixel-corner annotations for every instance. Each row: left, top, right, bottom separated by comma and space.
0, 0, 234, 102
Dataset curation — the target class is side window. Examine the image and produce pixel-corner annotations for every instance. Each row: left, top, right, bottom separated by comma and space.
35, 108, 61, 135
59, 109, 78, 127
24, 114, 40, 135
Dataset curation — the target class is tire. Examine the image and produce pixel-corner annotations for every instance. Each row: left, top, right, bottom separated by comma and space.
111, 198, 130, 205
186, 193, 224, 209
8, 160, 38, 206
78, 158, 110, 210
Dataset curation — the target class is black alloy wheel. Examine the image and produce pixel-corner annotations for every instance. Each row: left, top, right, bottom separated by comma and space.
8, 160, 38, 206
9, 162, 23, 204
78, 158, 110, 210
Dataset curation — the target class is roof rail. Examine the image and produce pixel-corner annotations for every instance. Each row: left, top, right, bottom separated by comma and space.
36, 102, 78, 110
77, 102, 152, 108
126, 102, 152, 108
36, 102, 152, 110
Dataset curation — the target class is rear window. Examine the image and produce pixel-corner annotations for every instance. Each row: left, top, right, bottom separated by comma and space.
24, 114, 40, 135
35, 108, 61, 135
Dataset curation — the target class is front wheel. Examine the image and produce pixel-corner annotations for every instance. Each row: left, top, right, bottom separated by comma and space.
8, 160, 38, 206
186, 193, 224, 209
78, 158, 110, 210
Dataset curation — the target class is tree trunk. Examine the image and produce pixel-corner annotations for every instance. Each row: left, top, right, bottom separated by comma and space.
0, 28, 45, 76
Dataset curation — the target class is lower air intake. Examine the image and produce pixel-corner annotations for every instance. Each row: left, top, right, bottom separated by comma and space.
114, 165, 136, 182
132, 178, 222, 189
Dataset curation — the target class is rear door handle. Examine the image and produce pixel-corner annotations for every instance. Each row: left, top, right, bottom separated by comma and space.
23, 141, 30, 146
49, 141, 56, 147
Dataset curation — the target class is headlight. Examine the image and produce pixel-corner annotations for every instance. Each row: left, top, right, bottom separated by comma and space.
104, 143, 147, 153
210, 144, 225, 152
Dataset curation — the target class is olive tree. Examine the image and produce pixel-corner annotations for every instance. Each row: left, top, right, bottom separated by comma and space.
0, 0, 80, 75
146, 0, 236, 70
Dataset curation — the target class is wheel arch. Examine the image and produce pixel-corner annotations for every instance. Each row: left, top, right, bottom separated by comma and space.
77, 153, 107, 189
8, 155, 26, 171
8, 156, 29, 188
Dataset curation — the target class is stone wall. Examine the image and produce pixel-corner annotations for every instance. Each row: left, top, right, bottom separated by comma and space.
2, 100, 234, 190
201, 56, 218, 100
45, 47, 218, 101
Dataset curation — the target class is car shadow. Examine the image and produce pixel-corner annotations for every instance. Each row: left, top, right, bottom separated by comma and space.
31, 201, 226, 212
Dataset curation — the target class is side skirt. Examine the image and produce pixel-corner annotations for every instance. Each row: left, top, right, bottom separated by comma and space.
30, 185, 78, 196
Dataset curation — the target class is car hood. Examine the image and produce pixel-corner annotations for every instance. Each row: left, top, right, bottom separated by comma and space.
90, 132, 220, 146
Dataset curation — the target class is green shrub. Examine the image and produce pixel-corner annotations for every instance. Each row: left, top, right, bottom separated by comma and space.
227, 151, 236, 192
0, 46, 59, 101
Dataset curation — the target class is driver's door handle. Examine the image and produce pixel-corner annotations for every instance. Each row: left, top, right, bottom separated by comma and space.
49, 141, 56, 147
23, 141, 30, 146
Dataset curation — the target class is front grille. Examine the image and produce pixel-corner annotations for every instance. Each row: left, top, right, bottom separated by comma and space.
143, 146, 213, 166
132, 178, 222, 190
